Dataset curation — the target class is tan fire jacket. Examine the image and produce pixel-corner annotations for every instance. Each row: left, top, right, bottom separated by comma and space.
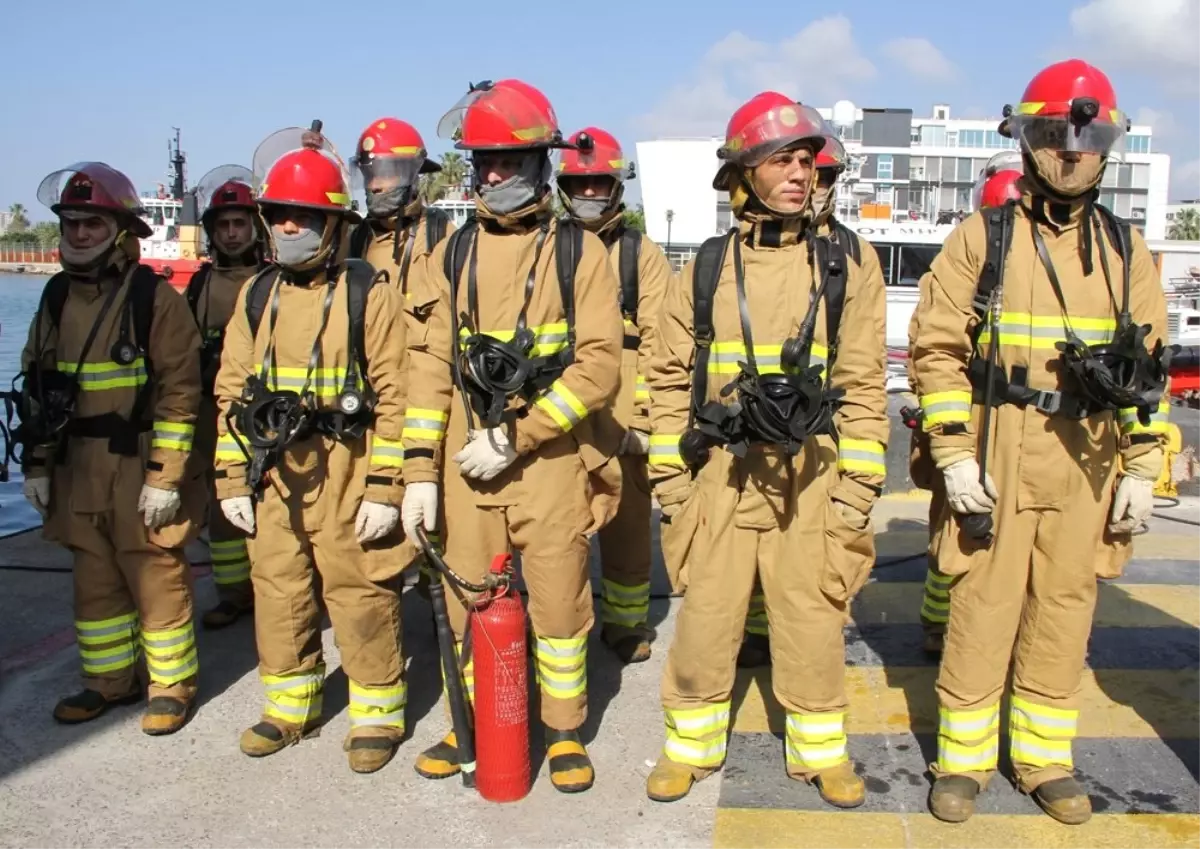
359, 205, 456, 300
605, 230, 673, 434
909, 195, 1169, 503
402, 210, 624, 486
646, 218, 889, 514
212, 257, 408, 520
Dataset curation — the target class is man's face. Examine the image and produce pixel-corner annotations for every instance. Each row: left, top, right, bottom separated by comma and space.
62, 214, 112, 249
213, 209, 255, 255
749, 145, 815, 214
560, 175, 614, 198
269, 206, 324, 235
475, 152, 530, 186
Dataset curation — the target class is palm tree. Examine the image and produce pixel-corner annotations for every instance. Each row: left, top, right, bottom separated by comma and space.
1168, 208, 1200, 241
7, 203, 30, 233
439, 152, 468, 191
418, 173, 446, 203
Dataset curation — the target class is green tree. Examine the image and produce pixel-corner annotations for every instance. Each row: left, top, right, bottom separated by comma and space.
418, 172, 446, 203
1168, 208, 1200, 240
439, 152, 468, 189
621, 203, 646, 232
7, 203, 30, 233
32, 221, 59, 247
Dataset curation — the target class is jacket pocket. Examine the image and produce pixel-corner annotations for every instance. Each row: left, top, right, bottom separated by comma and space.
819, 499, 875, 604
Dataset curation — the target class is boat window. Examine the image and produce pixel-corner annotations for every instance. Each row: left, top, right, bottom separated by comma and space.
896, 245, 940, 286
871, 243, 894, 285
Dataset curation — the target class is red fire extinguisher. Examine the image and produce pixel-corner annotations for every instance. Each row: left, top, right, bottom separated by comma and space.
470, 554, 530, 803
415, 529, 531, 803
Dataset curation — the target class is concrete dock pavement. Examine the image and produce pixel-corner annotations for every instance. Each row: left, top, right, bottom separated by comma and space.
0, 494, 1196, 848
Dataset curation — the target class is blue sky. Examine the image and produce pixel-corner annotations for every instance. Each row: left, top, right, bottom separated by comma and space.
2, 0, 1196, 219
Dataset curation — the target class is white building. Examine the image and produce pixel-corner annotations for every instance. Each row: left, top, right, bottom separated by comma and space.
637, 102, 1170, 267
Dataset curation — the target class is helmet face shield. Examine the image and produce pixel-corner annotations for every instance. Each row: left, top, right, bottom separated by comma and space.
351, 155, 423, 196
253, 126, 348, 192
439, 80, 564, 151
1008, 98, 1128, 157
720, 103, 830, 169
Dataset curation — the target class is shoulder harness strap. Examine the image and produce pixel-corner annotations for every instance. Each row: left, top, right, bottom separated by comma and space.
618, 227, 642, 323
1093, 202, 1133, 312
184, 262, 212, 320
342, 258, 383, 384
243, 266, 283, 340
817, 235, 850, 368
127, 264, 162, 421
348, 220, 371, 260
833, 220, 861, 266
425, 207, 450, 254
443, 217, 478, 292
689, 230, 735, 428
555, 219, 584, 351
973, 204, 1015, 321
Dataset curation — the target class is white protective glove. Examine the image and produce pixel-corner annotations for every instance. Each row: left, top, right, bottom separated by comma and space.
23, 477, 49, 518
401, 481, 439, 540
355, 500, 400, 544
221, 496, 256, 536
138, 484, 181, 529
942, 457, 998, 515
620, 428, 650, 455
453, 427, 518, 482
1108, 473, 1155, 535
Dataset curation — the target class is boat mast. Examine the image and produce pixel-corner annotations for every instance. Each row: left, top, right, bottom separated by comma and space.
168, 128, 186, 201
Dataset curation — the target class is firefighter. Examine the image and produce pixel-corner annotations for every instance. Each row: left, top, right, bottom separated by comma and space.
736, 130, 890, 669
643, 93, 887, 807
188, 165, 267, 630
912, 151, 1024, 657
348, 117, 454, 297
556, 126, 673, 664
400, 79, 624, 793
910, 60, 1170, 825
213, 129, 414, 774
19, 162, 204, 734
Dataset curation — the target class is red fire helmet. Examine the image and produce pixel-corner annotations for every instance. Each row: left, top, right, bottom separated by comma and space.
557, 127, 633, 182
37, 162, 152, 238
1003, 59, 1129, 156
257, 148, 356, 219
437, 79, 569, 152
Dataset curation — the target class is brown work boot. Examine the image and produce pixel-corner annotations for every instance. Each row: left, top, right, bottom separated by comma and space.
1030, 776, 1092, 825
922, 630, 945, 657
414, 731, 461, 779
736, 634, 771, 668
601, 624, 652, 664
239, 718, 317, 757
546, 728, 594, 793
141, 696, 193, 736
646, 758, 696, 802
344, 731, 402, 774
929, 774, 981, 823
52, 688, 141, 724
812, 761, 866, 808
201, 599, 252, 630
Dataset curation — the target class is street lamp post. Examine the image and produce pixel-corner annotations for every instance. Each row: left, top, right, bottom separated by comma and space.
665, 209, 675, 268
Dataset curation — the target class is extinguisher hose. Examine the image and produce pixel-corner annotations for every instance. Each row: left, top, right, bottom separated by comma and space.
414, 526, 479, 788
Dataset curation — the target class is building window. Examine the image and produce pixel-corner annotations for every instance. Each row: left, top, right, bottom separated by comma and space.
946, 131, 958, 147
877, 154, 894, 180
876, 184, 894, 205
956, 158, 974, 181
910, 156, 926, 180
911, 126, 921, 143
954, 187, 971, 210
960, 129, 985, 148
1126, 135, 1150, 154
921, 125, 946, 147
716, 195, 732, 231
1132, 164, 1150, 189
1099, 190, 1116, 208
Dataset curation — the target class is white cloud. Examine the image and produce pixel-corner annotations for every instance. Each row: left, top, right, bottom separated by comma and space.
1173, 158, 1200, 201
635, 16, 876, 138
1069, 0, 1200, 91
881, 37, 958, 82
1133, 107, 1177, 137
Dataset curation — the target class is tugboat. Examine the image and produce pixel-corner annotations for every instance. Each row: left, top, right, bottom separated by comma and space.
135, 128, 204, 292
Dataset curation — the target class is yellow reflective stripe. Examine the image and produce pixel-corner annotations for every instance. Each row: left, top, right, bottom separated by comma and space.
459, 322, 569, 357
838, 438, 886, 476
534, 379, 588, 432
442, 642, 476, 705
977, 311, 1116, 349
664, 702, 731, 768
534, 636, 587, 699
937, 702, 1001, 772
649, 434, 685, 468
921, 570, 954, 624
81, 643, 139, 674
142, 622, 198, 686
1010, 696, 1078, 769
938, 737, 1000, 772
600, 579, 650, 628
708, 342, 829, 377
785, 711, 849, 771
745, 592, 768, 635
402, 407, 448, 441
210, 538, 251, 585
215, 433, 245, 462
348, 680, 407, 729
152, 420, 194, 452
635, 374, 649, 402
1118, 399, 1170, 435
369, 435, 404, 467
939, 704, 1000, 737
56, 358, 148, 391
262, 666, 325, 726
253, 364, 356, 398
75, 612, 139, 645
920, 390, 972, 429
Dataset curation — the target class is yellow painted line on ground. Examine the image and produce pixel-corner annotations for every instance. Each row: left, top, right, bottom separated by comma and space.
713, 809, 1200, 849
730, 666, 1199, 738
880, 490, 933, 502
854, 582, 1200, 629
866, 531, 1194, 561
